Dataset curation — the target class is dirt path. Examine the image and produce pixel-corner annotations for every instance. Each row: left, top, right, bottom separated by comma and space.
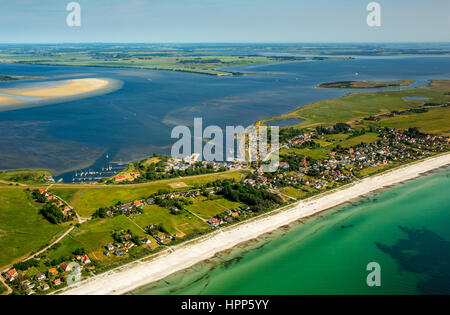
23, 226, 75, 263
0, 275, 12, 295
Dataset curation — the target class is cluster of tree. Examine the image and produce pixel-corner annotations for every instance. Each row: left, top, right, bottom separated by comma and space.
278, 127, 306, 143
347, 128, 367, 138
112, 230, 142, 246
292, 140, 320, 149
146, 224, 170, 238
316, 123, 351, 135
32, 190, 47, 203
404, 127, 426, 138
221, 183, 283, 212
13, 259, 39, 271
92, 207, 110, 218
40, 203, 70, 224
279, 153, 313, 171
115, 156, 226, 184
154, 197, 193, 213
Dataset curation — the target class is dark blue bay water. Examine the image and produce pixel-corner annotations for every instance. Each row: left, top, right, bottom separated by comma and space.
0, 56, 449, 176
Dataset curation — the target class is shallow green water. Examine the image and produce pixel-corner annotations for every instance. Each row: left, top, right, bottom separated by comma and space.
132, 167, 450, 295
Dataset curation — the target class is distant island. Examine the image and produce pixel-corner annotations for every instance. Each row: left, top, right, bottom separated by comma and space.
0, 44, 353, 76
0, 74, 44, 81
315, 80, 414, 89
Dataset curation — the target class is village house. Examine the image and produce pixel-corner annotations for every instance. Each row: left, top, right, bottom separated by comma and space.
4, 268, 17, 281
114, 248, 127, 256
40, 283, 50, 291
35, 272, 46, 282
142, 237, 151, 244
156, 233, 166, 242
60, 263, 72, 272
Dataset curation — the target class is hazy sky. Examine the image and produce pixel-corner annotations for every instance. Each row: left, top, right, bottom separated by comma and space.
1, 0, 449, 43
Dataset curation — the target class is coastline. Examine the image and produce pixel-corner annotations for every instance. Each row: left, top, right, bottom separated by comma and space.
0, 77, 123, 112
57, 152, 450, 295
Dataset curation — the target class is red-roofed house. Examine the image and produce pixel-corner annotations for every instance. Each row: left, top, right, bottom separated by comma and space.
5, 268, 17, 281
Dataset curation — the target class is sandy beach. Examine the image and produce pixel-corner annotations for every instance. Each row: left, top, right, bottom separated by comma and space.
59, 153, 450, 295
0, 78, 123, 112
0, 78, 109, 99
0, 95, 20, 105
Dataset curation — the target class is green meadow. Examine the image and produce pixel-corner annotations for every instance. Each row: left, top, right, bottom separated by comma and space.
265, 80, 450, 133
0, 170, 53, 185
378, 107, 450, 136
0, 189, 65, 269
131, 205, 210, 236
185, 197, 243, 219
49, 171, 243, 217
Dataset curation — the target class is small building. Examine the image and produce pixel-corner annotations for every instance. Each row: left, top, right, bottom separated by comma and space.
80, 255, 91, 265
106, 243, 114, 251
48, 268, 58, 276
53, 278, 62, 286
156, 233, 166, 242
4, 268, 17, 281
41, 284, 50, 291
60, 263, 72, 272
35, 272, 46, 282
114, 248, 127, 256
142, 237, 151, 244
133, 200, 142, 207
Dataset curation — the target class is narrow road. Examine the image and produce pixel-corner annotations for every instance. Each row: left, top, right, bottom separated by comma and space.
23, 226, 75, 262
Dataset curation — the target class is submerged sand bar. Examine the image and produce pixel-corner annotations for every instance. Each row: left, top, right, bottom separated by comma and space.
0, 78, 109, 98
0, 78, 122, 111
58, 152, 450, 295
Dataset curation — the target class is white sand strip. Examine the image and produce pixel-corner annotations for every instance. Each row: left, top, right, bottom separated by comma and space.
59, 153, 450, 295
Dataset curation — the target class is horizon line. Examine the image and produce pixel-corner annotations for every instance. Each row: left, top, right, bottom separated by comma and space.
1, 41, 450, 45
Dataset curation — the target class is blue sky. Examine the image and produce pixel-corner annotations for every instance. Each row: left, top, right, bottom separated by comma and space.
0, 0, 449, 43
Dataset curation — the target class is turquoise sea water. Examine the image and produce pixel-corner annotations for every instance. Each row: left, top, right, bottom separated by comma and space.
132, 167, 450, 295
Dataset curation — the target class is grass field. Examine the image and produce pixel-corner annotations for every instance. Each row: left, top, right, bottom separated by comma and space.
49, 171, 243, 217
44, 215, 148, 264
0, 281, 6, 294
185, 197, 243, 219
337, 133, 381, 148
280, 147, 331, 160
377, 107, 450, 136
281, 186, 307, 199
264, 80, 450, 131
0, 170, 53, 185
132, 205, 210, 236
0, 189, 65, 268
0, 49, 321, 76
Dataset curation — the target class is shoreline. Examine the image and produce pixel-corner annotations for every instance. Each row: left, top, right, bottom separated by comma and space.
57, 152, 450, 295
0, 77, 123, 112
